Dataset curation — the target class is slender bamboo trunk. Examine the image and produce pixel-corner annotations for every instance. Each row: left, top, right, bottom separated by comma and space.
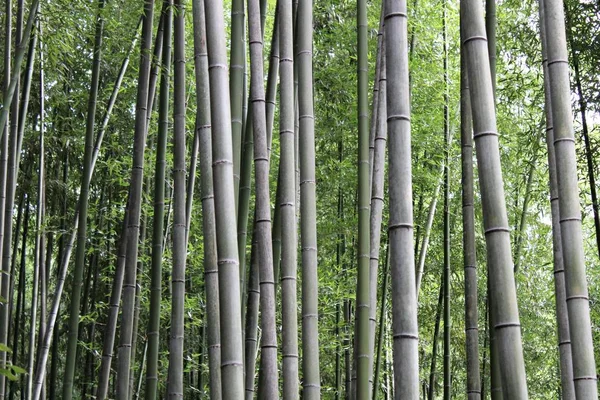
247, 0, 279, 396
442, 4, 451, 398
461, 0, 528, 396
368, 22, 387, 396
9, 198, 27, 400
542, 0, 598, 397
230, 0, 245, 211
355, 0, 370, 393
427, 281, 444, 400
297, 0, 320, 397
279, 0, 300, 395
244, 229, 260, 399
415, 165, 443, 298
115, 0, 155, 396
538, 1, 575, 397
27, 58, 46, 399
373, 244, 390, 400
0, 4, 11, 369
167, 0, 187, 396
144, 2, 171, 398
191, 0, 222, 396
62, 3, 105, 397
204, 0, 245, 396
385, 0, 419, 396
460, 25, 481, 400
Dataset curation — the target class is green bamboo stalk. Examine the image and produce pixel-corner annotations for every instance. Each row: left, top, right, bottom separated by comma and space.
116, 0, 155, 396
355, 0, 370, 394
385, 0, 419, 396
442, 4, 451, 399
204, 0, 245, 396
542, 0, 598, 397
461, 0, 528, 396
144, 1, 172, 399
537, 1, 575, 396
62, 2, 105, 397
167, 0, 187, 396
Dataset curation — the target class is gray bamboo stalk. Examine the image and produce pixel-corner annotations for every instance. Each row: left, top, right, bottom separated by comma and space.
204, 0, 245, 397
0, 0, 24, 394
368, 27, 387, 397
537, 1, 575, 396
244, 230, 260, 399
373, 244, 390, 400
95, 208, 129, 400
297, 0, 321, 398
384, 0, 419, 396
168, 0, 187, 396
368, 17, 383, 192
247, 0, 279, 396
280, 0, 300, 395
62, 2, 105, 397
460, 28, 481, 400
191, 0, 222, 396
0, 0, 10, 356
542, 0, 598, 396
461, 0, 528, 397
427, 279, 444, 400
144, 1, 171, 399
230, 0, 245, 210
27, 42, 45, 400
355, 0, 370, 393
116, 0, 155, 396
442, 3, 451, 398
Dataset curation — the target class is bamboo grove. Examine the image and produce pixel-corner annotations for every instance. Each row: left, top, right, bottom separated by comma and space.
1, 0, 600, 397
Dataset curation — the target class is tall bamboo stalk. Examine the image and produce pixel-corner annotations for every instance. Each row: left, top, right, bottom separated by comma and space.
116, 0, 155, 396
537, 1, 575, 397
442, 3, 451, 399
204, 0, 245, 396
280, 0, 300, 395
297, 0, 320, 397
167, 0, 187, 395
144, 2, 171, 399
62, 2, 105, 397
355, 0, 371, 393
230, 0, 245, 211
247, 0, 279, 396
385, 0, 419, 397
460, 24, 481, 400
543, 0, 598, 397
461, 0, 528, 397
191, 0, 222, 396
368, 23, 387, 395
